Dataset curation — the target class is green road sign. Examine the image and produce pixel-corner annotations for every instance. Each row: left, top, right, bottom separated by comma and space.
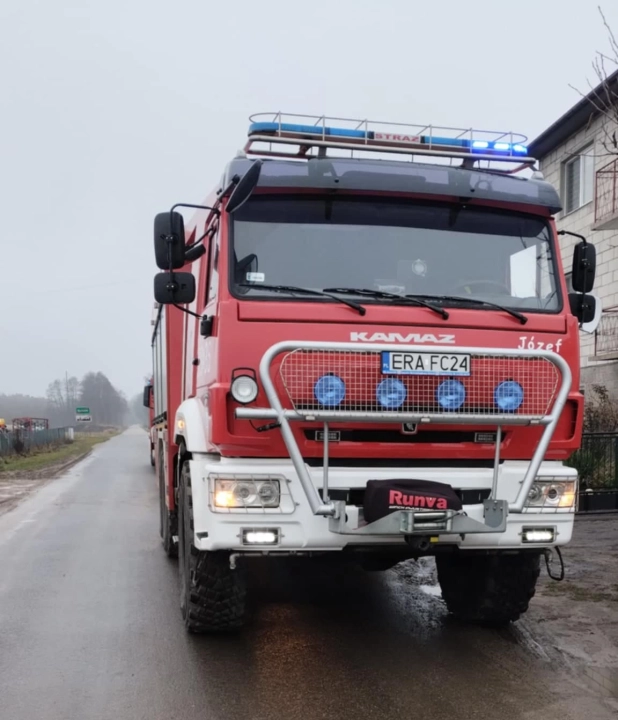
75, 407, 90, 414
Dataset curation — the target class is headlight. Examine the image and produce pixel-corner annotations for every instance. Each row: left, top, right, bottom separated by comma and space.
214, 478, 281, 508
436, 379, 466, 410
494, 380, 524, 412
231, 375, 258, 404
314, 374, 346, 407
376, 378, 407, 409
526, 479, 576, 509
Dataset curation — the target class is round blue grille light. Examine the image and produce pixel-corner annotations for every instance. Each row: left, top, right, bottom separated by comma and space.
376, 378, 407, 409
314, 374, 346, 407
436, 380, 466, 410
494, 380, 524, 412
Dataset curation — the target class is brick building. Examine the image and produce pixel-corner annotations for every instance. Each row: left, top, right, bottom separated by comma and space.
529, 69, 618, 394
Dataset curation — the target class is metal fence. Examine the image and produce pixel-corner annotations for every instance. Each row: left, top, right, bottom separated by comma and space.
594, 157, 618, 227
594, 311, 618, 357
567, 433, 618, 512
0, 427, 73, 457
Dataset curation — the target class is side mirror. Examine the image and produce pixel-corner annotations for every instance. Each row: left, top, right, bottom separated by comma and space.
571, 241, 596, 293
154, 272, 196, 305
226, 160, 263, 214
154, 211, 186, 270
569, 292, 600, 331
143, 384, 152, 408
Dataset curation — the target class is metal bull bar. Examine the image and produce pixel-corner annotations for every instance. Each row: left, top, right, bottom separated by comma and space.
235, 342, 572, 536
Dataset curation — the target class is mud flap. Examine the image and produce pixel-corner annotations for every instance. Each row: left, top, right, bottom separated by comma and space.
363, 479, 463, 524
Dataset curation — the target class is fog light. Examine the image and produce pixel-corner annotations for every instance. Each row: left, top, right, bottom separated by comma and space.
494, 380, 524, 412
522, 527, 555, 543
314, 374, 346, 407
376, 378, 407, 409
436, 379, 466, 410
231, 376, 258, 404
242, 528, 280, 545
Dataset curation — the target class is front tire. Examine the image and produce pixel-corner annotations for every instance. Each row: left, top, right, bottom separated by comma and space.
158, 447, 177, 558
178, 461, 246, 633
436, 551, 541, 627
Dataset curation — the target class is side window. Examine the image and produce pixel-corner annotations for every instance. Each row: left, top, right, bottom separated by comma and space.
563, 144, 594, 215
206, 224, 220, 305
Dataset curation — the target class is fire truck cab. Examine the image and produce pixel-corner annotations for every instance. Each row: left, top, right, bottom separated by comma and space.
151, 114, 599, 633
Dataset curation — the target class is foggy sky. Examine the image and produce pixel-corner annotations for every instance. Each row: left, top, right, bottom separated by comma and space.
1, 0, 616, 399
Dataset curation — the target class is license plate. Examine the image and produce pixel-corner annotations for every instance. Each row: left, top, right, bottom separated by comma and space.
381, 351, 471, 376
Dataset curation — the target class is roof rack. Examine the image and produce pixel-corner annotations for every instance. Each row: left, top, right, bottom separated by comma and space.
245, 112, 536, 172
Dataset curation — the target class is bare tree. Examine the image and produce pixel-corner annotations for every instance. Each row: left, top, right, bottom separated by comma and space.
571, 6, 618, 158
46, 376, 81, 426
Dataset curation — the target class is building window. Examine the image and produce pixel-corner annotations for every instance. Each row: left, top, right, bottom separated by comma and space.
563, 144, 594, 214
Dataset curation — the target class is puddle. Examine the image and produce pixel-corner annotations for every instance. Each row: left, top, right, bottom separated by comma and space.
585, 666, 618, 698
420, 584, 442, 597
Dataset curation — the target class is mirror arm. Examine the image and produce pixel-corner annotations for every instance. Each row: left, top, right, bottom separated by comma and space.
173, 303, 202, 319
170, 202, 220, 217
558, 229, 587, 245
186, 225, 215, 254
218, 175, 241, 199
166, 204, 220, 265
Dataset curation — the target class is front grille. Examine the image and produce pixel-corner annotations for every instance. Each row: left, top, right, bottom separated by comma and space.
302, 429, 505, 444
280, 349, 559, 418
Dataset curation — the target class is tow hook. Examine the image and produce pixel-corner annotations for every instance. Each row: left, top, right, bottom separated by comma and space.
404, 536, 432, 552
544, 547, 565, 581
229, 553, 240, 570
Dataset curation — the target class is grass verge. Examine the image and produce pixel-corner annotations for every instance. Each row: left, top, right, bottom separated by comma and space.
0, 429, 119, 474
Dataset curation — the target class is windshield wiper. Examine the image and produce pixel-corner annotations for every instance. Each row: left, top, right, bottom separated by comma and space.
408, 294, 528, 325
323, 287, 448, 320
238, 283, 366, 316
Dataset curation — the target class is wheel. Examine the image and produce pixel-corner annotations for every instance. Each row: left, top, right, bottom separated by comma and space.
150, 443, 155, 467
158, 446, 178, 558
436, 551, 541, 627
178, 461, 246, 633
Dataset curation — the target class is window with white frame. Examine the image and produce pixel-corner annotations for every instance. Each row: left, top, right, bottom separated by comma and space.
563, 144, 594, 214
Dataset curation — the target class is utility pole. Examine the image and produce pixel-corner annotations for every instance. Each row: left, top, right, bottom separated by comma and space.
65, 371, 70, 425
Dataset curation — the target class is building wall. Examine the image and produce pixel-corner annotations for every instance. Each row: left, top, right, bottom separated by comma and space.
538, 112, 618, 395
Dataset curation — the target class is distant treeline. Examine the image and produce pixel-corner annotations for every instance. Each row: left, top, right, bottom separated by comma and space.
0, 371, 146, 429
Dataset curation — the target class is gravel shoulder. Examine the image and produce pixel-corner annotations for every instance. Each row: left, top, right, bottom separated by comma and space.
0, 452, 93, 516
525, 514, 618, 698
0, 431, 119, 517
393, 514, 618, 706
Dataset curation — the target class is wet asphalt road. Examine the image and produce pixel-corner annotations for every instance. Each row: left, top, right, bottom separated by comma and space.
0, 428, 615, 720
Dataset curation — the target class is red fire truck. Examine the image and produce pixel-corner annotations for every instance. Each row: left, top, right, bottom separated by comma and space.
151, 114, 599, 633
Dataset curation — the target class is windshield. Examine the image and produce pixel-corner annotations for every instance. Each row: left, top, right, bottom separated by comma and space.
231, 196, 561, 312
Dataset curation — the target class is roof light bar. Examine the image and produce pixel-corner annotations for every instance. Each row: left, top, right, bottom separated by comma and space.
247, 116, 529, 160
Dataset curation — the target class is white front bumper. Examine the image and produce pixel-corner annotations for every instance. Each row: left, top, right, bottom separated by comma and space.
188, 455, 576, 552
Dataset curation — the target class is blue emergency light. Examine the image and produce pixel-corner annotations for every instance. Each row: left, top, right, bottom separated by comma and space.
248, 121, 528, 157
